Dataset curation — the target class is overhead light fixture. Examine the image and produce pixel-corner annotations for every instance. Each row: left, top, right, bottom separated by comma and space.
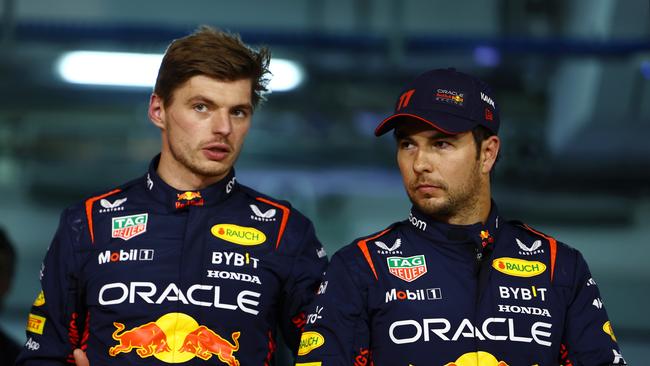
57, 51, 162, 88
57, 50, 304, 91
268, 59, 304, 92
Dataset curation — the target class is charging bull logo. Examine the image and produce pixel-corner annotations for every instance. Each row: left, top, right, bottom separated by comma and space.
445, 351, 508, 366
109, 321, 171, 357
176, 191, 204, 209
178, 326, 240, 365
109, 313, 240, 365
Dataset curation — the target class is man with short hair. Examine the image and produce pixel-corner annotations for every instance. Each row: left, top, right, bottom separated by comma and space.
294, 68, 626, 365
16, 26, 328, 365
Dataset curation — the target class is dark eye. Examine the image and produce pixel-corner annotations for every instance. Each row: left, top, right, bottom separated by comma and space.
433, 140, 451, 149
232, 109, 248, 118
398, 140, 415, 150
193, 103, 208, 112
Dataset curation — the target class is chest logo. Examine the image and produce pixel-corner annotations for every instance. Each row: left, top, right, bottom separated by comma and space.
492, 257, 546, 278
375, 238, 402, 254
516, 238, 544, 255
298, 331, 325, 356
112, 213, 148, 241
250, 204, 276, 222
386, 255, 427, 282
211, 224, 266, 246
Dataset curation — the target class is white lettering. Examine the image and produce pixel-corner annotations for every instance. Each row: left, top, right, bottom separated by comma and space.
408, 212, 427, 231
498, 286, 547, 302
498, 304, 551, 318
388, 317, 552, 347
97, 282, 260, 315
531, 322, 553, 347
481, 92, 495, 108
482, 318, 507, 341
423, 318, 451, 341
25, 337, 40, 351
212, 251, 258, 268
237, 290, 260, 315
206, 270, 262, 284
508, 318, 532, 343
98, 283, 128, 305
187, 284, 212, 307
155, 283, 188, 304
389, 320, 422, 344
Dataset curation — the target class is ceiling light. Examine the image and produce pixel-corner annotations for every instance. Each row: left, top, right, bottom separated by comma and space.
57, 50, 304, 92
268, 59, 304, 92
57, 51, 162, 88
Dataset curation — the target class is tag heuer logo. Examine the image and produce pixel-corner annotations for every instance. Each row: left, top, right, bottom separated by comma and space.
111, 214, 148, 241
386, 255, 427, 282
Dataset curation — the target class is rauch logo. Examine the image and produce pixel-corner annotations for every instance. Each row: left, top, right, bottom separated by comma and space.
492, 257, 546, 278
298, 331, 325, 356
211, 224, 266, 246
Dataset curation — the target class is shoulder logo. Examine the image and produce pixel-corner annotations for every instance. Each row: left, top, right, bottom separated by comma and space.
99, 198, 127, 213
603, 321, 617, 342
211, 224, 266, 246
375, 238, 402, 254
26, 313, 46, 335
516, 238, 544, 256
250, 204, 276, 222
33, 290, 45, 307
387, 255, 427, 282
111, 213, 148, 241
492, 257, 546, 277
298, 331, 325, 356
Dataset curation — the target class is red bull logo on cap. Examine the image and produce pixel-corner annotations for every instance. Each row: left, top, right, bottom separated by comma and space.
444, 351, 508, 366
109, 312, 240, 365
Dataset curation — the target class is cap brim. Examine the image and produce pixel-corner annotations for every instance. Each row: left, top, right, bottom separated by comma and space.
374, 113, 474, 136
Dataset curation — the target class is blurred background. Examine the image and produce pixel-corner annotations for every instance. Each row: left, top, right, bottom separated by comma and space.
0, 0, 649, 363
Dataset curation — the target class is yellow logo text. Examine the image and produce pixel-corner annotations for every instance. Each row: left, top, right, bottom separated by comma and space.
211, 224, 266, 246
298, 331, 325, 356
492, 257, 546, 278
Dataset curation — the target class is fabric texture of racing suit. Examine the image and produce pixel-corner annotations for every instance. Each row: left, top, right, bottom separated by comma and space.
16, 155, 329, 365
295, 203, 626, 366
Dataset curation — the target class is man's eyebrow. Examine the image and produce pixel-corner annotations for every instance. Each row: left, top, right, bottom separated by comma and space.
187, 95, 216, 105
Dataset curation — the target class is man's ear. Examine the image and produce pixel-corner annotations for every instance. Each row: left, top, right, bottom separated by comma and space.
481, 135, 500, 174
148, 94, 165, 130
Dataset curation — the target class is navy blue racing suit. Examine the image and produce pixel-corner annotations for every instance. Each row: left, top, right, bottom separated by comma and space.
16, 156, 328, 365
295, 204, 626, 366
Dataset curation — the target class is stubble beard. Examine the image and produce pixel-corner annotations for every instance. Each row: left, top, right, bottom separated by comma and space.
168, 138, 234, 181
408, 161, 482, 222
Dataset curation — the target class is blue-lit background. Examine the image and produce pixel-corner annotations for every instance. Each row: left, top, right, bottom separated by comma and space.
1, 0, 649, 364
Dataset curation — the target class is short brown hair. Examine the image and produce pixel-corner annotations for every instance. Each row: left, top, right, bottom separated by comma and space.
154, 25, 271, 108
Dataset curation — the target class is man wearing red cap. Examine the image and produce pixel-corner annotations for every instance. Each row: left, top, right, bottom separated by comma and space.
294, 68, 626, 365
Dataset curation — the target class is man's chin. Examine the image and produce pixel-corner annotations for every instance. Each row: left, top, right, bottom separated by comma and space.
411, 197, 450, 217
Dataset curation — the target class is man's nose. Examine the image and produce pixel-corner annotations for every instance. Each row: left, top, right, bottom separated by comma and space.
211, 110, 232, 136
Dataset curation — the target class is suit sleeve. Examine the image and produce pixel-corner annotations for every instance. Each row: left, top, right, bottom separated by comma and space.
279, 220, 329, 354
295, 251, 371, 366
15, 208, 85, 366
562, 251, 627, 365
